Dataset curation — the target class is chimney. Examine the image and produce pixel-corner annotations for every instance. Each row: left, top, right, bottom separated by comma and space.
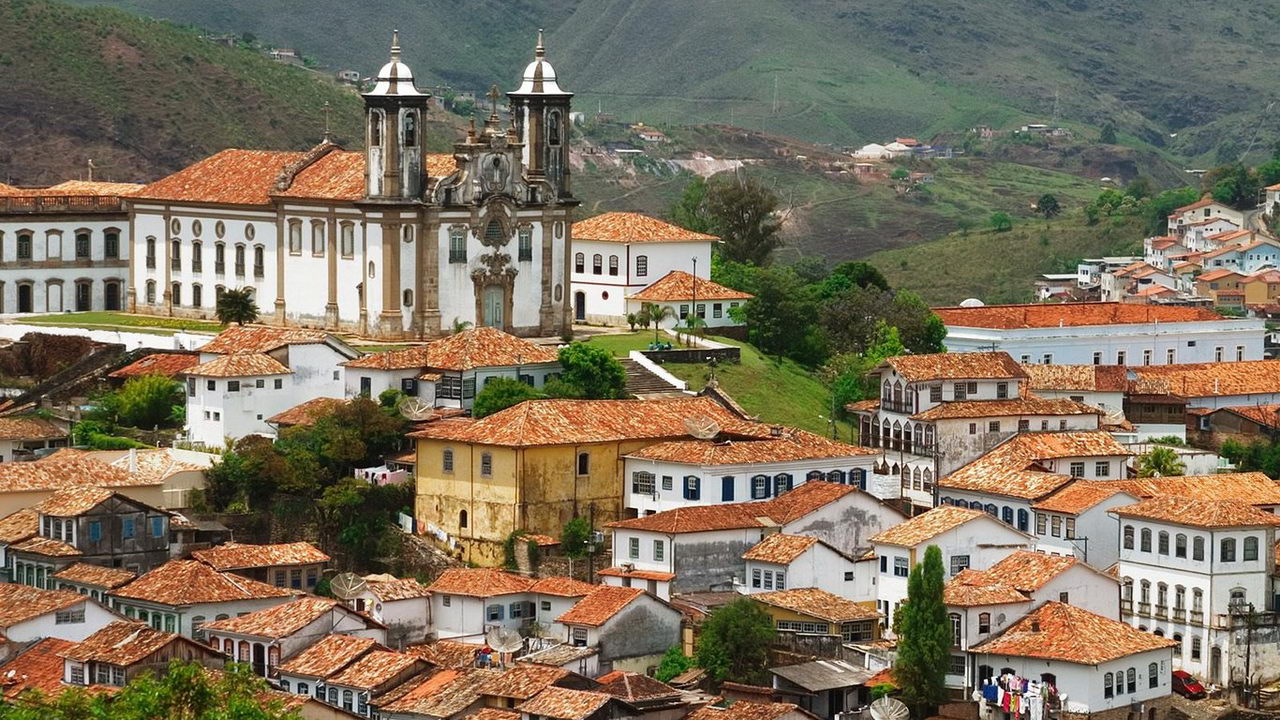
1030, 620, 1041, 632
770, 425, 783, 438
128, 447, 137, 473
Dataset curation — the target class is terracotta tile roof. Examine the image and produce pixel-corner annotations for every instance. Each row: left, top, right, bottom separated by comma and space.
628, 271, 753, 302
479, 664, 569, 700
1111, 496, 1280, 529
865, 668, 896, 689
35, 487, 116, 516
882, 352, 1026, 382
52, 562, 137, 590
0, 508, 37, 543
198, 326, 331, 355
0, 637, 76, 701
0, 416, 64, 441
515, 687, 613, 720
687, 701, 810, 720
106, 449, 204, 483
0, 454, 157, 494
940, 431, 1129, 500
1196, 268, 1245, 282
933, 302, 1226, 329
378, 667, 500, 716
1173, 196, 1218, 214
1128, 361, 1280, 398
192, 542, 329, 571
944, 569, 1031, 607
1134, 472, 1280, 505
63, 621, 194, 665
273, 149, 365, 201
524, 534, 560, 546
342, 345, 433, 370
754, 587, 881, 624
411, 640, 485, 669
367, 577, 432, 602
912, 396, 1101, 421
202, 596, 342, 638
528, 576, 599, 598
135, 149, 302, 205
326, 649, 424, 690
42, 180, 144, 196
278, 633, 382, 678
266, 397, 345, 427
468, 709, 521, 720
1032, 480, 1135, 514
10, 535, 81, 557
597, 671, 680, 702
597, 567, 675, 582
556, 585, 645, 626
573, 212, 718, 244
742, 534, 818, 564
871, 506, 988, 547
427, 154, 460, 178
427, 568, 536, 597
606, 481, 857, 534
184, 352, 292, 377
628, 429, 876, 465
108, 353, 200, 379
518, 645, 599, 669
426, 327, 558, 371
982, 550, 1084, 592
111, 559, 292, 605
845, 399, 880, 413
0, 584, 85, 626
970, 601, 1175, 664
409, 396, 761, 447
1021, 364, 1128, 392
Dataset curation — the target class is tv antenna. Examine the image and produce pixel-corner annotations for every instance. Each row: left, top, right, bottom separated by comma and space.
329, 572, 368, 601
869, 697, 910, 720
683, 415, 721, 440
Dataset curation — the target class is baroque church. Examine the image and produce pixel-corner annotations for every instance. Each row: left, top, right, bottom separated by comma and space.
125, 31, 575, 339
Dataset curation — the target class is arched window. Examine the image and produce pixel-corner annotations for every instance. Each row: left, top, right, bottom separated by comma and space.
403, 110, 418, 147
459, 510, 468, 529
1175, 533, 1187, 558
1193, 535, 1205, 561
191, 615, 206, 641
214, 241, 226, 273
170, 239, 181, 270
1016, 508, 1029, 532
1191, 636, 1202, 660
288, 220, 302, 254
1158, 531, 1169, 555
1140, 528, 1152, 552
592, 254, 602, 274
403, 289, 414, 307
922, 468, 934, 492
774, 473, 793, 497
145, 236, 156, 267
1157, 582, 1168, 608
900, 465, 910, 492
941, 497, 953, 505
574, 252, 584, 273
1221, 537, 1237, 562
955, 499, 969, 509
984, 503, 997, 517
442, 448, 454, 472
1244, 536, 1259, 561
608, 255, 619, 276
891, 421, 902, 450
340, 223, 355, 257
253, 245, 264, 277
1123, 525, 1135, 549
104, 228, 120, 258
893, 381, 903, 407
851, 468, 866, 491
548, 110, 562, 146
1139, 579, 1151, 603
577, 452, 590, 476
235, 243, 246, 275
192, 240, 203, 272
978, 612, 991, 634
311, 223, 325, 255
882, 379, 892, 401
192, 284, 202, 308
1153, 628, 1164, 637
1122, 577, 1133, 602
1172, 633, 1183, 657
370, 113, 383, 146
171, 282, 181, 306
806, 470, 823, 483
827, 469, 845, 484
1104, 671, 1114, 698
1001, 506, 1013, 525
912, 467, 921, 490
751, 474, 769, 499
480, 452, 492, 477
1126, 668, 1136, 694
75, 230, 91, 259
223, 638, 234, 655
636, 255, 648, 277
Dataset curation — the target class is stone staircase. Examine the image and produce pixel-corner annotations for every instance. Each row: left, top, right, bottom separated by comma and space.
620, 357, 686, 397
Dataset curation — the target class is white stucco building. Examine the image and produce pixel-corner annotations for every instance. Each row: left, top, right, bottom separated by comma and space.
1167, 196, 1244, 237
569, 212, 716, 324
935, 302, 1265, 366
739, 532, 873, 602
0, 583, 119, 644
622, 270, 752, 330
108, 559, 294, 638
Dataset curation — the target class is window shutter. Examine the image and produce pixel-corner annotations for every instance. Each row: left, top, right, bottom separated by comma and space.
721, 476, 734, 501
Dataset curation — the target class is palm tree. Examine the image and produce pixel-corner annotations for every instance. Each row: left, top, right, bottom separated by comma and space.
646, 304, 671, 342
451, 318, 473, 335
215, 288, 259, 326
1136, 446, 1186, 477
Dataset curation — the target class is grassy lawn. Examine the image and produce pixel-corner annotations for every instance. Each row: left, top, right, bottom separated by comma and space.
662, 336, 853, 440
582, 332, 691, 357
23, 312, 223, 333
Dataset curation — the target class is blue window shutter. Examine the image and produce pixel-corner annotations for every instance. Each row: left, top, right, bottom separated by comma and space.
721, 476, 734, 501
89, 521, 101, 542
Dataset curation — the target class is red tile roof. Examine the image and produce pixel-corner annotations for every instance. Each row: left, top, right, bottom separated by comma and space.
266, 397, 345, 427
0, 637, 76, 701
108, 353, 200, 379
185, 352, 292, 378
934, 302, 1226, 329
597, 671, 680, 702
912, 396, 1101, 421
0, 453, 158, 494
136, 149, 303, 205
111, 559, 293, 605
202, 596, 344, 638
515, 687, 613, 720
427, 568, 536, 598
409, 396, 760, 447
341, 345, 433, 370
410, 640, 487, 669
752, 588, 881, 623
882, 352, 1026, 382
10, 535, 81, 558
52, 562, 137, 590
527, 576, 599, 598
1110, 496, 1280, 529
0, 416, 64, 441
0, 584, 86, 627
628, 271, 753, 303
345, 328, 559, 372
34, 487, 116, 516
556, 585, 645, 627
62, 621, 206, 666
192, 542, 329, 571
573, 212, 718, 244
1127, 361, 1280, 398
970, 602, 1175, 664
742, 534, 818, 564
325, 650, 425, 690
0, 508, 38, 544
627, 429, 875, 465
940, 431, 1129, 500
606, 481, 859, 534
478, 664, 570, 700
197, 326, 331, 355
367, 577, 433, 602
1032, 480, 1135, 515
944, 569, 1031, 607
981, 550, 1086, 592
1021, 364, 1128, 392
377, 668, 501, 717
870, 506, 989, 547
687, 701, 811, 720
597, 567, 675, 582
277, 633, 383, 678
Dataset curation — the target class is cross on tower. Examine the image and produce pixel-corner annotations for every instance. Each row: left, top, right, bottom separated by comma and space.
321, 101, 333, 141
487, 84, 501, 118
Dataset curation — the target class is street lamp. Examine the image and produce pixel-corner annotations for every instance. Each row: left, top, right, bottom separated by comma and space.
691, 256, 698, 336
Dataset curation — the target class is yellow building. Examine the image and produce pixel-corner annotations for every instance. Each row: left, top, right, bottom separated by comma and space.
1243, 270, 1280, 306
410, 396, 756, 565
750, 587, 882, 644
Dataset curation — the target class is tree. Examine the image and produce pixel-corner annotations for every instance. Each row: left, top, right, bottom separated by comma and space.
989, 211, 1013, 232
1143, 187, 1200, 234
115, 374, 186, 428
670, 176, 714, 233
645, 304, 672, 342
1124, 176, 1154, 200
742, 266, 821, 362
474, 377, 544, 418
215, 288, 259, 326
694, 597, 775, 685
655, 646, 694, 683
829, 322, 906, 417
895, 545, 950, 717
0, 659, 296, 720
705, 175, 783, 265
1136, 446, 1186, 477
557, 342, 627, 399
625, 313, 639, 332
1037, 193, 1061, 219
1202, 163, 1261, 210
1100, 123, 1118, 144
561, 516, 592, 559
819, 287, 944, 356
452, 318, 473, 334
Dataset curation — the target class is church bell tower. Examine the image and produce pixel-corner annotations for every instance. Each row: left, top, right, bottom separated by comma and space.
363, 31, 431, 200
507, 30, 574, 200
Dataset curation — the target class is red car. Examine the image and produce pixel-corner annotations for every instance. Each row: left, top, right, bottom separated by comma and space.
1172, 670, 1206, 699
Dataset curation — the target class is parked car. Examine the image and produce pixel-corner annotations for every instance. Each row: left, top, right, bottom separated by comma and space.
1172, 670, 1206, 699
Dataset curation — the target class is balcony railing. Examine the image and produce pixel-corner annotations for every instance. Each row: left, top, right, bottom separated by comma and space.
879, 398, 914, 414
1155, 605, 1168, 619
1211, 614, 1231, 630
0, 195, 125, 214
1173, 608, 1186, 623
215, 261, 226, 274
1137, 602, 1151, 616
234, 263, 245, 277
1190, 610, 1204, 625
1120, 599, 1133, 613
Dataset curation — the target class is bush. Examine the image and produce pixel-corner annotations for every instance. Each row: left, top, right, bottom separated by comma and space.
656, 646, 694, 682
474, 377, 545, 418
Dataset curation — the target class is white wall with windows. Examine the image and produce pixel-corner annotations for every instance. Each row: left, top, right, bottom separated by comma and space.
0, 217, 129, 313
570, 239, 711, 324
740, 540, 873, 602
944, 319, 1265, 366
972, 648, 1172, 714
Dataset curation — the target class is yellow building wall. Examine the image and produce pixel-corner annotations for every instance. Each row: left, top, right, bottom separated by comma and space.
1244, 281, 1280, 305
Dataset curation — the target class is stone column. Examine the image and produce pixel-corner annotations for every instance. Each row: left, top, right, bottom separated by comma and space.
274, 213, 287, 325
420, 217, 441, 337
325, 210, 339, 328
378, 221, 402, 338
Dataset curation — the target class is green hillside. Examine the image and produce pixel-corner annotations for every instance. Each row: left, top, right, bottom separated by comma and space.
67, 0, 1280, 163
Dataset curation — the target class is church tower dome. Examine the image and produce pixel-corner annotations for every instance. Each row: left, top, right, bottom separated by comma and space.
508, 30, 573, 199
363, 30, 430, 199
512, 29, 571, 97
368, 29, 423, 97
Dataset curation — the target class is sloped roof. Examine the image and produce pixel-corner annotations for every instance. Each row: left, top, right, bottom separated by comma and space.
606, 481, 858, 534
934, 302, 1226, 329
0, 416, 65, 441
970, 602, 1175, 665
52, 562, 137, 590
0, 584, 85, 627
478, 664, 570, 700
742, 534, 818, 564
515, 687, 613, 720
108, 353, 200, 379
0, 508, 37, 544
277, 633, 383, 679
10, 535, 81, 557
573, 212, 718, 244
135, 149, 304, 205
427, 568, 536, 598
883, 352, 1027, 383
62, 621, 208, 666
197, 325, 331, 355
912, 396, 1102, 421
981, 550, 1087, 592
266, 397, 345, 427
596, 670, 681, 702
555, 585, 645, 627
111, 559, 292, 605
34, 486, 116, 517
1021, 364, 1128, 392
325, 650, 424, 690
201, 596, 344, 639
0, 637, 76, 701
527, 576, 599, 598
1127, 360, 1280, 398
940, 431, 1129, 500
192, 542, 329, 571
367, 577, 432, 602
0, 454, 159, 494
185, 352, 293, 377
687, 701, 813, 720
1111, 496, 1280, 529
870, 506, 988, 547
627, 429, 875, 465
1032, 480, 1136, 515
106, 449, 205, 483
944, 569, 1032, 607
752, 588, 881, 623
377, 667, 501, 716
628, 271, 753, 302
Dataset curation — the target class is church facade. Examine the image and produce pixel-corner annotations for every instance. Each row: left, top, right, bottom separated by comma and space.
126, 32, 575, 340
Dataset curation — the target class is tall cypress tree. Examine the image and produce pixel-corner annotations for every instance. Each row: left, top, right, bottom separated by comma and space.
896, 545, 950, 717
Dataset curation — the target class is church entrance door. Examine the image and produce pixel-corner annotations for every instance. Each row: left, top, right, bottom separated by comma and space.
17, 284, 32, 313
104, 282, 121, 311
574, 291, 585, 321
482, 285, 504, 328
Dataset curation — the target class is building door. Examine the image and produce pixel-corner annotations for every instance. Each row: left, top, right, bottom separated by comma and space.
1210, 646, 1221, 684
252, 643, 266, 676
360, 377, 372, 397
17, 284, 33, 313
104, 282, 120, 311
46, 284, 62, 313
482, 285, 504, 328
574, 291, 585, 321
75, 282, 91, 311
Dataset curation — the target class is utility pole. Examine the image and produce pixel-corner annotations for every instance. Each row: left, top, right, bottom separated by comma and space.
772, 75, 779, 116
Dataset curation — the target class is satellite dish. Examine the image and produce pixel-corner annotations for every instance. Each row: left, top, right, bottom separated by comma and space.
683, 415, 721, 440
869, 697, 909, 720
959, 298, 985, 308
399, 398, 435, 421
485, 627, 524, 653
329, 572, 368, 601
